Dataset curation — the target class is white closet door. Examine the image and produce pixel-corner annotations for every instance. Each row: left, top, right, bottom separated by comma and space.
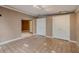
52, 15, 70, 40
36, 18, 46, 36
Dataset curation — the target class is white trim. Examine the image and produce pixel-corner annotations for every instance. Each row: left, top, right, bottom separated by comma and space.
0, 36, 26, 45
45, 35, 79, 46
33, 34, 79, 46
0, 34, 79, 47
0, 34, 36, 45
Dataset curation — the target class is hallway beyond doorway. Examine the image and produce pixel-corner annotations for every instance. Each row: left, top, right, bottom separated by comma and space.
21, 20, 33, 33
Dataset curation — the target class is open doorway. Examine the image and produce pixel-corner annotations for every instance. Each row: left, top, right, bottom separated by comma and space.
22, 20, 32, 32
21, 20, 33, 36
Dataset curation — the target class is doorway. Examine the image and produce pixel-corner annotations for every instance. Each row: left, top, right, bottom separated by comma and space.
21, 20, 33, 33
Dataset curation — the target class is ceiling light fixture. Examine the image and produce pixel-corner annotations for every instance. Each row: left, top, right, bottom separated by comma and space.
59, 11, 69, 14
33, 5, 50, 12
33, 5, 42, 9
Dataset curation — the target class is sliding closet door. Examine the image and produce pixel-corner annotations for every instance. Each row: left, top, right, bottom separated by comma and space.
52, 15, 70, 40
36, 18, 46, 36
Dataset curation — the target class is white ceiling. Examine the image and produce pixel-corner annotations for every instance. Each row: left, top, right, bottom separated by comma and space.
2, 5, 79, 17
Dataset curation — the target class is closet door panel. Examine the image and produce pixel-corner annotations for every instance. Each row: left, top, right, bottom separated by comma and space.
52, 15, 70, 40
36, 18, 46, 36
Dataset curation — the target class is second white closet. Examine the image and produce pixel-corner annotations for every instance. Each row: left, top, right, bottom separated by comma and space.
52, 15, 70, 40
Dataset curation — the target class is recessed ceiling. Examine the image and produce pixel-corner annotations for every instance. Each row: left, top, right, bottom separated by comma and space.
1, 5, 79, 17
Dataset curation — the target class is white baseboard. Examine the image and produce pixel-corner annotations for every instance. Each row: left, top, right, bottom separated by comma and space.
35, 35, 79, 46
0, 33, 37, 45
0, 34, 79, 47
0, 36, 26, 45
45, 35, 79, 46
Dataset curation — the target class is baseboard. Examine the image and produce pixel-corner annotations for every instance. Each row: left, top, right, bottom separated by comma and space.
33, 33, 37, 35
0, 33, 37, 45
0, 36, 26, 45
45, 35, 79, 46
45, 36, 53, 38
0, 34, 79, 47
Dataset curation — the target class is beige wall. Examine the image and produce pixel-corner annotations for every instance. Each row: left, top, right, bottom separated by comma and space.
0, 6, 31, 43
1, 6, 78, 43
46, 16, 52, 37
32, 18, 36, 34
76, 12, 79, 43
70, 14, 77, 41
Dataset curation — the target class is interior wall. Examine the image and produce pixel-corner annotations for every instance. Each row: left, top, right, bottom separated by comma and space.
70, 14, 76, 41
29, 21, 33, 32
45, 13, 78, 42
0, 6, 31, 43
46, 16, 52, 37
32, 18, 36, 34
76, 12, 79, 44
35, 14, 77, 42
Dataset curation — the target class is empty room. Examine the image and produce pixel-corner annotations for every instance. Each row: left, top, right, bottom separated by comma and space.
0, 5, 79, 53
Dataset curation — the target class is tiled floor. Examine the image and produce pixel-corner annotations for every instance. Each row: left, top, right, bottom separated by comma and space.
0, 35, 79, 53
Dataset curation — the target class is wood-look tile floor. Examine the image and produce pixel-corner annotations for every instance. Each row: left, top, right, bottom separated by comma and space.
0, 35, 79, 53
